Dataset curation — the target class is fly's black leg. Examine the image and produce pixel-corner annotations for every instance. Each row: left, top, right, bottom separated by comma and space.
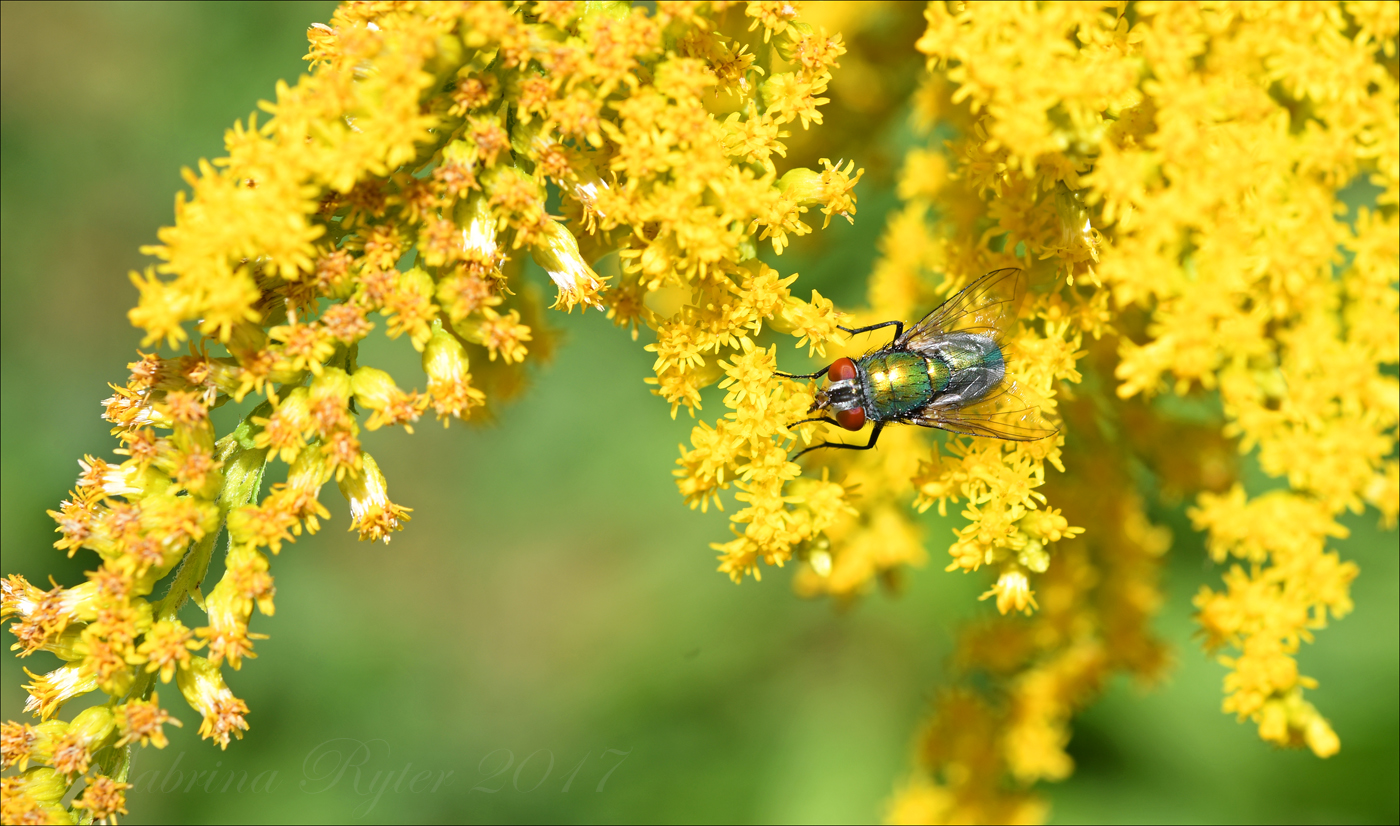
789, 415, 839, 428
774, 364, 832, 380
839, 320, 904, 346
791, 422, 884, 460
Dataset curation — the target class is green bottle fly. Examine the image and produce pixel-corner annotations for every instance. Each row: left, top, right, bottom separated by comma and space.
776, 269, 1054, 458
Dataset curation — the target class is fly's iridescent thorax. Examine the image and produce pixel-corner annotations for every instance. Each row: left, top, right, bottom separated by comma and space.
859, 351, 935, 420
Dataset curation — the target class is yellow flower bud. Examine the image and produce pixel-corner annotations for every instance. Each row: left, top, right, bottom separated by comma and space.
570, 159, 610, 218
421, 322, 485, 422
350, 365, 426, 431
531, 220, 603, 311
277, 385, 311, 421
774, 22, 815, 64
423, 322, 470, 386
775, 159, 862, 227
11, 622, 82, 666
65, 706, 116, 750
775, 166, 823, 203
1016, 538, 1050, 573
14, 767, 69, 804
1052, 184, 1100, 263
453, 192, 503, 268
350, 366, 399, 412
286, 441, 332, 494
61, 582, 104, 623
223, 320, 268, 358
309, 366, 353, 407
176, 656, 248, 749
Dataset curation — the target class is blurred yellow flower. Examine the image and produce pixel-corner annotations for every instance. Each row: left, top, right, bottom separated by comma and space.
1, 3, 865, 819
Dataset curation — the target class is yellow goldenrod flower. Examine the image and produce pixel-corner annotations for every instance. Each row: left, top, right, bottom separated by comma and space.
113, 693, 182, 750
422, 321, 487, 422
351, 366, 428, 432
337, 453, 411, 543
70, 775, 132, 824
176, 656, 249, 749
870, 2, 1397, 819
1, 721, 65, 773
980, 567, 1038, 616
531, 219, 606, 310
22, 666, 100, 722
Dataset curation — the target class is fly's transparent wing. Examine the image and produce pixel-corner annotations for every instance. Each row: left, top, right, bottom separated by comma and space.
897, 268, 1027, 352
908, 380, 1057, 441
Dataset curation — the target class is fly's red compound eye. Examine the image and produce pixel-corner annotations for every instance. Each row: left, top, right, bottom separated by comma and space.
835, 406, 866, 431
828, 357, 858, 382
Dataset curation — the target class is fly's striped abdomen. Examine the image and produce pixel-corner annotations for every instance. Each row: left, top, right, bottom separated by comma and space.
860, 351, 944, 420
927, 333, 1005, 407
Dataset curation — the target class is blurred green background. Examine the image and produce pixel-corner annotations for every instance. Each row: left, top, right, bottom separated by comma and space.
1, 3, 1395, 823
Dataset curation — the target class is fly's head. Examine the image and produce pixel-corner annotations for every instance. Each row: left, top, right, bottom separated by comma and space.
812, 357, 867, 431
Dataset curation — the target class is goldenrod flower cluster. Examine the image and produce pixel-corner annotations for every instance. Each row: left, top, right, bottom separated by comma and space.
1, 2, 861, 821
855, 3, 1394, 822
1, 2, 1395, 824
